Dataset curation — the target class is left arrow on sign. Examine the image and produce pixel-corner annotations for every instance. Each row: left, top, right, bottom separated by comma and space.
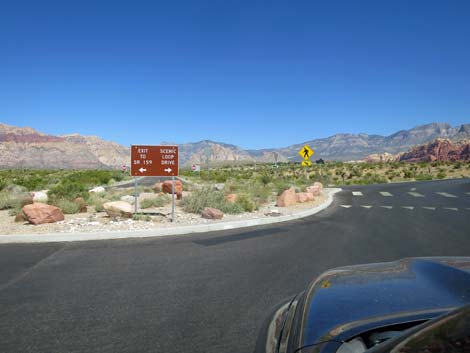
139, 168, 147, 173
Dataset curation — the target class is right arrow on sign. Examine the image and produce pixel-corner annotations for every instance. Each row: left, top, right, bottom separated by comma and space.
164, 168, 172, 173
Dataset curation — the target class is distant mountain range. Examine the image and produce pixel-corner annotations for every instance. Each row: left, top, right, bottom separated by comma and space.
0, 122, 469, 169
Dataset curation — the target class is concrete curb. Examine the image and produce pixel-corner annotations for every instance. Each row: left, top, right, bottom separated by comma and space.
0, 188, 342, 244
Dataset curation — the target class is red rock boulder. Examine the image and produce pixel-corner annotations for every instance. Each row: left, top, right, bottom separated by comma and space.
225, 194, 238, 203
201, 207, 224, 220
296, 192, 314, 203
307, 182, 323, 196
22, 203, 65, 225
73, 197, 87, 213
162, 180, 184, 200
277, 187, 297, 207
152, 182, 163, 193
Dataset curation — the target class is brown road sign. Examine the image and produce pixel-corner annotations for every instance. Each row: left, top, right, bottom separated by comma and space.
131, 145, 179, 176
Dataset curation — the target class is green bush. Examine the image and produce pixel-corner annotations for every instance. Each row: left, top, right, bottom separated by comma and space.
87, 193, 108, 212
48, 180, 88, 203
236, 193, 256, 212
140, 195, 170, 209
437, 171, 447, 179
221, 202, 245, 214
0, 191, 29, 211
53, 198, 80, 214
182, 188, 226, 213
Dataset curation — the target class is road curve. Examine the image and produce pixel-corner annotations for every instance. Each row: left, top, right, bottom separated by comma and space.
1, 179, 469, 353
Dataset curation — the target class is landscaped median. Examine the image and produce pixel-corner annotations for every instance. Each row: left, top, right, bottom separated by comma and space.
0, 187, 341, 244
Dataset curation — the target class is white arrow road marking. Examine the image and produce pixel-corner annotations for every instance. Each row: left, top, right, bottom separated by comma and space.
408, 192, 424, 197
138, 168, 147, 173
339, 205, 352, 208
410, 187, 416, 191
164, 168, 172, 173
401, 206, 414, 210
380, 192, 393, 196
466, 192, 470, 195
422, 207, 436, 210
436, 192, 457, 198
360, 205, 373, 209
443, 207, 458, 211
352, 191, 363, 196
381, 206, 393, 209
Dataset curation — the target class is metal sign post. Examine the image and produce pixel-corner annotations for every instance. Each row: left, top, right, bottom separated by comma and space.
171, 176, 175, 222
134, 177, 138, 214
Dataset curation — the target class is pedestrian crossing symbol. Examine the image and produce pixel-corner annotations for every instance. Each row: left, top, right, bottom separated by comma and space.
298, 145, 314, 160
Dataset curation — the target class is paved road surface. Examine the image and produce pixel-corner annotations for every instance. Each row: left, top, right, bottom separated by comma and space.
1, 179, 470, 353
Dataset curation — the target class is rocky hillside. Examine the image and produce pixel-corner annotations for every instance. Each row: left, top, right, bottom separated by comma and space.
1, 122, 470, 169
277, 123, 470, 161
0, 124, 129, 169
398, 139, 470, 162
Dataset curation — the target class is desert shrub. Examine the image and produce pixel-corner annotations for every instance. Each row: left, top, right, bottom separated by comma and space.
221, 202, 245, 214
87, 193, 107, 212
140, 195, 170, 209
236, 193, 256, 212
182, 188, 226, 213
260, 175, 272, 187
0, 177, 7, 191
0, 191, 30, 210
52, 198, 80, 214
48, 180, 88, 203
437, 171, 447, 179
415, 173, 433, 181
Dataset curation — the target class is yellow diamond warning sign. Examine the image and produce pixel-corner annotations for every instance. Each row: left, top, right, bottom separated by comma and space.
298, 145, 314, 160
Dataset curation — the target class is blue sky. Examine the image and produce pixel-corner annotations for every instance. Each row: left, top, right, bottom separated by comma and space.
1, 0, 469, 149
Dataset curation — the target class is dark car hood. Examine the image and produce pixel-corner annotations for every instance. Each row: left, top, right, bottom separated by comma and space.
298, 257, 470, 351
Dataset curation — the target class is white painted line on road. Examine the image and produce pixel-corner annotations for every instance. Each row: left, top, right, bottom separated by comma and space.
360, 205, 373, 209
401, 206, 414, 210
422, 207, 436, 210
380, 191, 393, 197
443, 207, 458, 211
408, 192, 424, 197
352, 191, 363, 196
339, 205, 352, 208
466, 192, 470, 195
410, 187, 417, 191
380, 206, 393, 209
436, 192, 457, 198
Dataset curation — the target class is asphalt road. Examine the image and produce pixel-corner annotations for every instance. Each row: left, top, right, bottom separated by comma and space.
1, 179, 470, 353
114, 176, 182, 188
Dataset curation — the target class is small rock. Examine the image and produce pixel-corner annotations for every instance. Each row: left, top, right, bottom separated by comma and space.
14, 213, 26, 222
120, 195, 135, 204
201, 207, 224, 220
277, 187, 297, 207
214, 183, 225, 191
103, 201, 134, 218
265, 209, 281, 217
307, 182, 323, 196
31, 191, 48, 203
89, 186, 105, 194
225, 193, 237, 203
73, 197, 87, 213
22, 203, 65, 225
295, 193, 311, 203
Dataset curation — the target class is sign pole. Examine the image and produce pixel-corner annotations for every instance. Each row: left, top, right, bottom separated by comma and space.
134, 177, 138, 214
171, 176, 175, 222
